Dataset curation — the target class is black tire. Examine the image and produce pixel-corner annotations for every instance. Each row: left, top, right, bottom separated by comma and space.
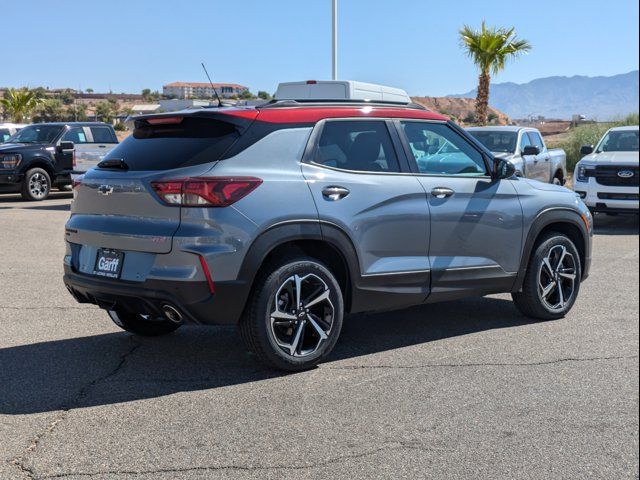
512, 232, 582, 320
239, 258, 344, 371
21, 168, 51, 201
107, 309, 181, 336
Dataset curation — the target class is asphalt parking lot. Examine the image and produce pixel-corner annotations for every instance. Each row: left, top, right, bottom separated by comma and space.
0, 193, 638, 480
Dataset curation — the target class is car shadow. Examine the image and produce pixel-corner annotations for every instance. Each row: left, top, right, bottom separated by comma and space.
0, 296, 539, 415
19, 203, 70, 211
592, 213, 639, 235
0, 192, 72, 203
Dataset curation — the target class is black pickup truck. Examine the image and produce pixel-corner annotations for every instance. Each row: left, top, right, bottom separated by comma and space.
0, 122, 118, 200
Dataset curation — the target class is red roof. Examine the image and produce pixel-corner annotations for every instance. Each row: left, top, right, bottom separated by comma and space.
225, 106, 448, 124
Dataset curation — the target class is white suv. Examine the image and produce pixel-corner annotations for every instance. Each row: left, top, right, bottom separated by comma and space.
574, 126, 639, 214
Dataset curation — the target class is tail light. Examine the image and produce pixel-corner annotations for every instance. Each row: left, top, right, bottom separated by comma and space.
72, 174, 84, 200
72, 150, 77, 169
72, 175, 84, 189
151, 177, 262, 207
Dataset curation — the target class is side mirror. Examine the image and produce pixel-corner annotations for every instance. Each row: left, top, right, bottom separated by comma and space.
522, 145, 540, 156
57, 141, 75, 153
493, 158, 517, 180
580, 145, 594, 155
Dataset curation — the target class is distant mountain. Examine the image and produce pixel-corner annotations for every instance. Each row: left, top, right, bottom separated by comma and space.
411, 96, 509, 124
448, 71, 639, 120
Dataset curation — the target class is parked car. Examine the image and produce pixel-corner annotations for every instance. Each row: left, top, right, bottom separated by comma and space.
0, 122, 118, 200
466, 126, 567, 184
573, 126, 639, 214
0, 123, 27, 142
63, 81, 592, 371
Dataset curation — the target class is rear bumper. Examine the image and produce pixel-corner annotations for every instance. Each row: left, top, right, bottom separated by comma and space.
63, 265, 248, 325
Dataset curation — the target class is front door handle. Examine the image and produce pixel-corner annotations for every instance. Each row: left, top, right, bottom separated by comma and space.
431, 187, 455, 199
322, 186, 350, 201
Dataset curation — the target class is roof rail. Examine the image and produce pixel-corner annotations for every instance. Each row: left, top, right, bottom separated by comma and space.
258, 99, 427, 110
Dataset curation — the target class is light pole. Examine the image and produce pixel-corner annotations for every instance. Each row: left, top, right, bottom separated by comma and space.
332, 0, 338, 80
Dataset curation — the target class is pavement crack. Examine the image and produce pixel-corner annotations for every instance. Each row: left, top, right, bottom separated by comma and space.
326, 354, 639, 370
40, 442, 414, 478
9, 337, 142, 479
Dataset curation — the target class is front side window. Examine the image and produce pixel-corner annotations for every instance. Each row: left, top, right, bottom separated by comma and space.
519, 131, 533, 152
401, 122, 486, 176
62, 127, 88, 144
314, 120, 400, 173
597, 130, 639, 152
528, 131, 544, 150
0, 128, 11, 142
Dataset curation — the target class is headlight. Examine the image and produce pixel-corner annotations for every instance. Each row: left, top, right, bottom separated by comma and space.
0, 154, 22, 169
575, 164, 594, 182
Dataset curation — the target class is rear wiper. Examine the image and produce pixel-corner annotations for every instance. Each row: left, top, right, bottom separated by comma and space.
97, 158, 129, 170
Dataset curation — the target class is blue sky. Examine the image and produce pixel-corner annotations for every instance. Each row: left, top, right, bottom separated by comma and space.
2, 0, 638, 96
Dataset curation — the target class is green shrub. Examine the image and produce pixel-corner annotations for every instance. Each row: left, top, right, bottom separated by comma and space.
554, 113, 639, 172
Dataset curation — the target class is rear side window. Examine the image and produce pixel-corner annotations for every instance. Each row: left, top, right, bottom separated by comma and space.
314, 120, 400, 173
91, 126, 117, 143
0, 128, 10, 142
101, 117, 239, 171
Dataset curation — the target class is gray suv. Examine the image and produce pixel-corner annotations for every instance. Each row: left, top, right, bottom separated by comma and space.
63, 100, 593, 371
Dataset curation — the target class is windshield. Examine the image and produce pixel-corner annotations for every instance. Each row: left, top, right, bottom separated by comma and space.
467, 130, 517, 154
596, 130, 639, 153
8, 125, 64, 144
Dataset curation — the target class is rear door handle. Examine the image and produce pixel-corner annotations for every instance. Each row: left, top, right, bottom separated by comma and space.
322, 186, 350, 201
431, 187, 455, 199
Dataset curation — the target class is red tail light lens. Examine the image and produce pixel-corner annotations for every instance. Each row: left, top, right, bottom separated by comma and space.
72, 175, 84, 189
151, 177, 262, 207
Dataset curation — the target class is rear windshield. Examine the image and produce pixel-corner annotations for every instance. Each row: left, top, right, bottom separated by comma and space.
101, 117, 239, 171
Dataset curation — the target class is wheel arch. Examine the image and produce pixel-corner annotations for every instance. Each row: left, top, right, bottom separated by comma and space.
236, 221, 361, 315
513, 208, 590, 292
23, 157, 55, 178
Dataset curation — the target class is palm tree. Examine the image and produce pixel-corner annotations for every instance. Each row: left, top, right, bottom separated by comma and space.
459, 22, 531, 124
0, 88, 43, 123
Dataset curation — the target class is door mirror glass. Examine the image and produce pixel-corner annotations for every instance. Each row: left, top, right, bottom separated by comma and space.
494, 158, 516, 180
522, 145, 540, 156
580, 145, 594, 155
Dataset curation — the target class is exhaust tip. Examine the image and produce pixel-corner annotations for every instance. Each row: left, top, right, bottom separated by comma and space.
162, 304, 183, 324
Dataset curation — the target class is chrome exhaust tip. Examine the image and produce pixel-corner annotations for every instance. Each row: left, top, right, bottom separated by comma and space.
162, 304, 183, 324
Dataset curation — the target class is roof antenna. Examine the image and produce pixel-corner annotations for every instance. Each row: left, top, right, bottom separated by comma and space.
201, 62, 223, 107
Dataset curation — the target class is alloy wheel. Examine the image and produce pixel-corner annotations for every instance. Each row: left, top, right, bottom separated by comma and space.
29, 173, 49, 199
269, 273, 334, 357
538, 245, 577, 311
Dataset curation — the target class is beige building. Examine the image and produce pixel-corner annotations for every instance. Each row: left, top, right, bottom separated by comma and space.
163, 82, 249, 99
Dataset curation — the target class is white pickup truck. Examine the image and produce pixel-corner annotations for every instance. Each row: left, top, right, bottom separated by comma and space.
467, 126, 567, 184
573, 125, 639, 214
